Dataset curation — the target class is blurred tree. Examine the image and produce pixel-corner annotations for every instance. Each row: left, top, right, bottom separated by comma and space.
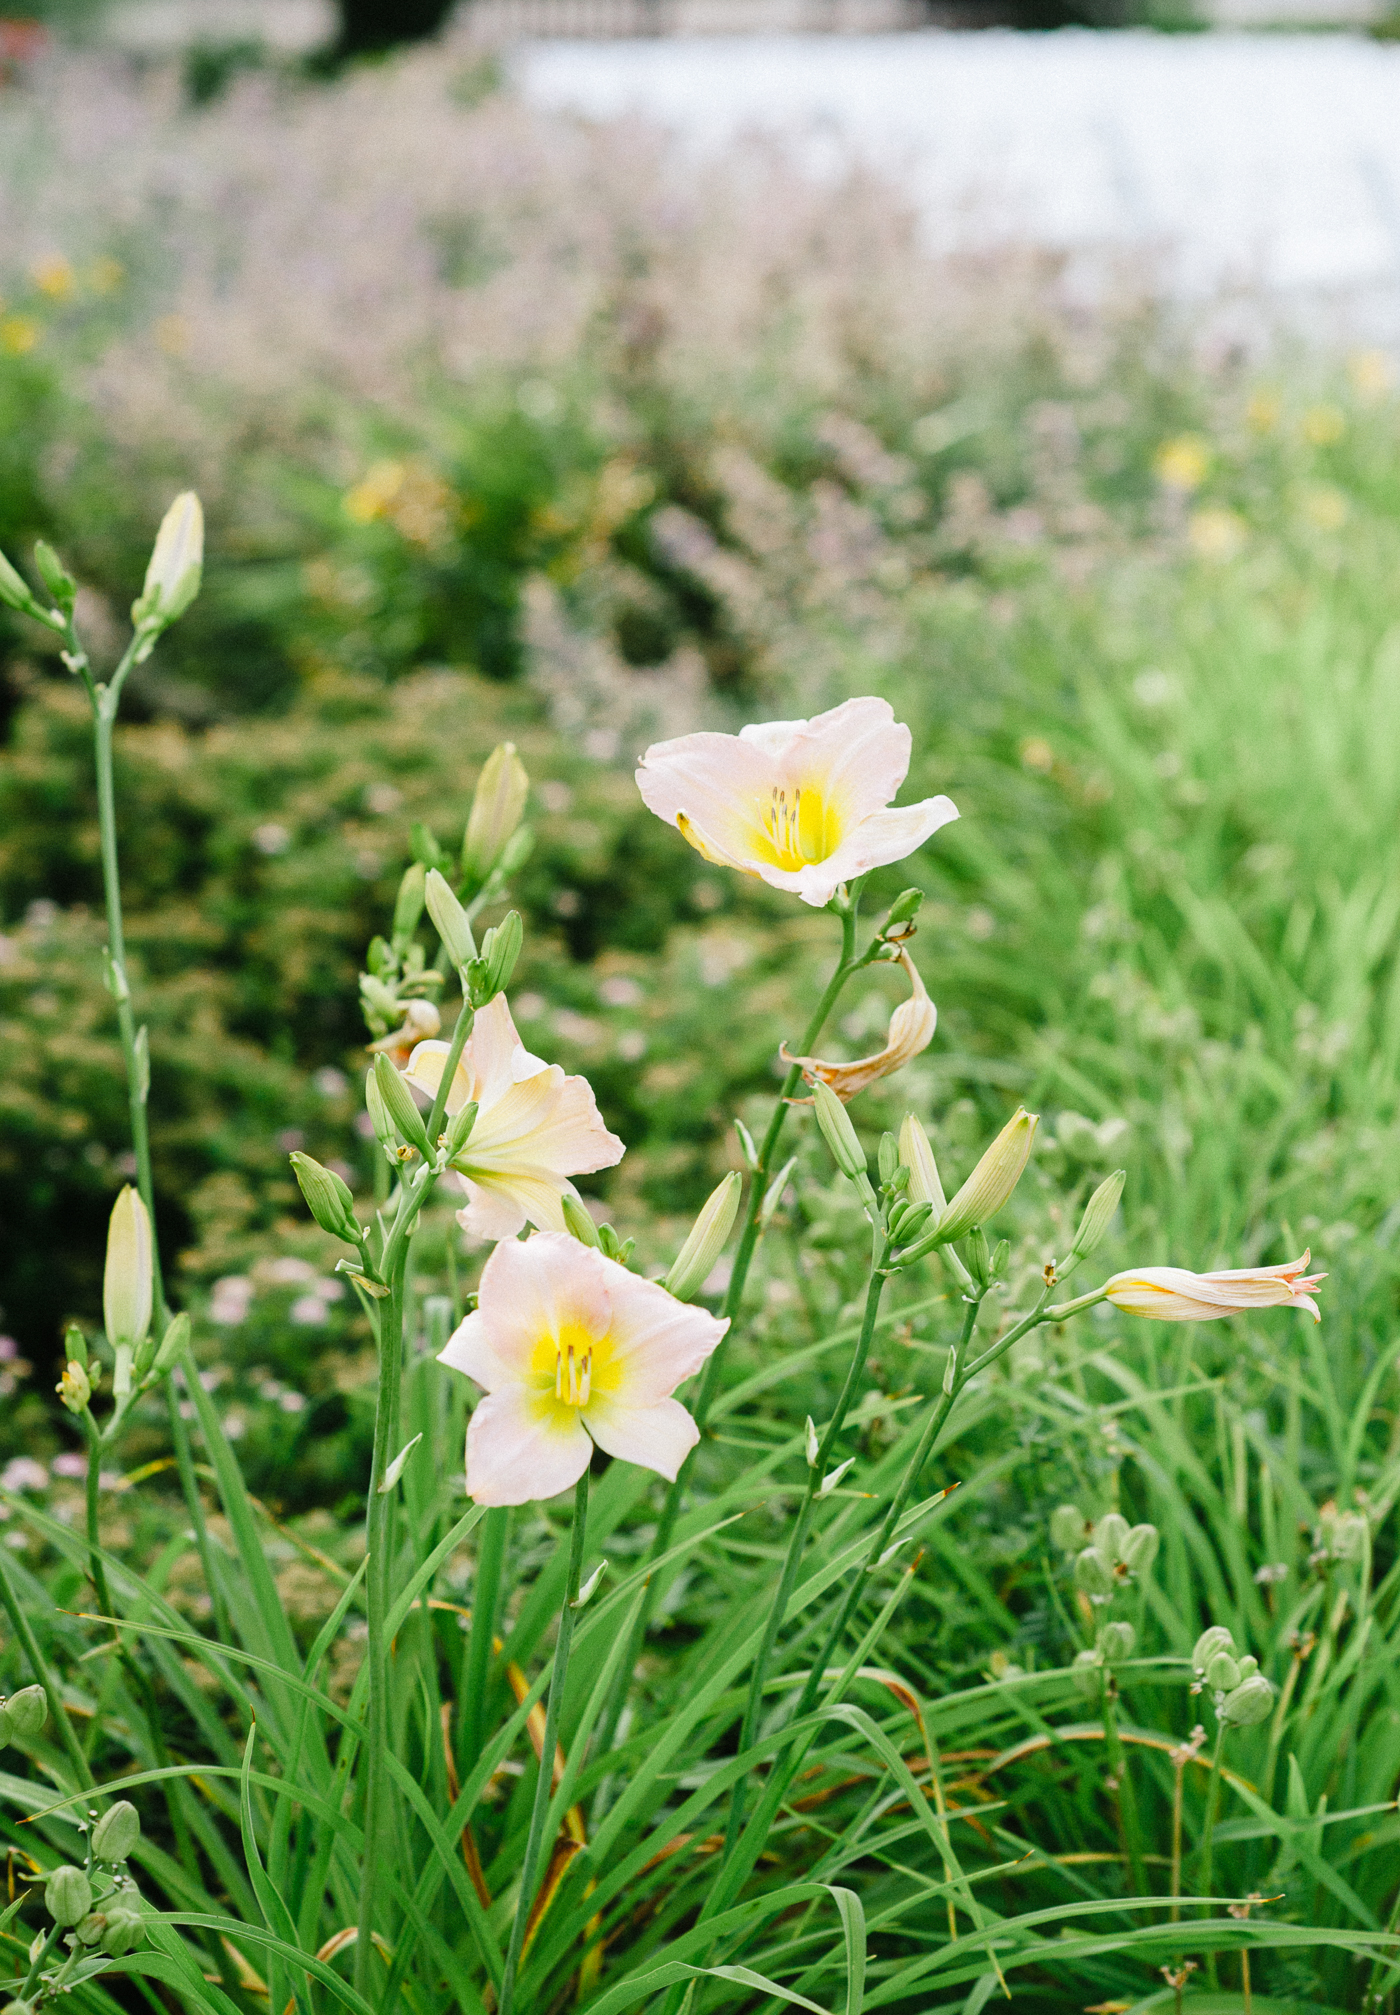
333, 0, 456, 55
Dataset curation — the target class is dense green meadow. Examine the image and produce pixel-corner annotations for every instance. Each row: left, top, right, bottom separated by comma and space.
3, 38, 1400, 2015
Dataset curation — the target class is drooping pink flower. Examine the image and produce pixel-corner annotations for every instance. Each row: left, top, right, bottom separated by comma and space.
1104, 1253, 1325, 1324
404, 995, 623, 1240
635, 697, 958, 908
781, 947, 935, 1102
439, 1232, 727, 1506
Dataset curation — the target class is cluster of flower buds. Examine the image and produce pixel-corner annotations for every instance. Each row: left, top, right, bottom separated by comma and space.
360, 862, 445, 1044
1191, 1625, 1274, 1726
1054, 1507, 1160, 1605
882, 1108, 1039, 1270
17, 1801, 148, 2010
1071, 1619, 1138, 1699
0, 1684, 47, 1748
561, 1196, 636, 1269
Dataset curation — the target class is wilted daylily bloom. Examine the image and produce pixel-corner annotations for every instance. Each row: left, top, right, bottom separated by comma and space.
439, 1232, 727, 1505
1104, 1253, 1325, 1324
781, 949, 936, 1103
367, 997, 441, 1068
636, 697, 958, 908
404, 995, 623, 1239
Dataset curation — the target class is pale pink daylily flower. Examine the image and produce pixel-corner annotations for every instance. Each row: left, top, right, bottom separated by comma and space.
1104, 1253, 1325, 1325
635, 697, 959, 908
781, 948, 936, 1103
404, 995, 623, 1240
440, 1232, 728, 1506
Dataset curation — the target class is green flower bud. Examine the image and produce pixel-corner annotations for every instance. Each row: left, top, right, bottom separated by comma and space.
1098, 1620, 1137, 1662
371, 1053, 433, 1160
290, 1152, 361, 1245
33, 540, 76, 610
45, 1865, 92, 1927
811, 1080, 867, 1183
1120, 1523, 1160, 1574
1207, 1650, 1241, 1693
561, 1194, 602, 1248
1070, 1647, 1103, 1699
887, 1198, 934, 1248
3, 1997, 39, 2014
462, 742, 529, 888
1059, 1167, 1126, 1278
5, 1686, 47, 1743
64, 1323, 88, 1370
0, 545, 44, 619
99, 1904, 146, 1956
1192, 1625, 1235, 1672
1236, 1653, 1259, 1679
933, 1108, 1038, 1245
468, 910, 523, 1007
75, 1911, 108, 1947
1049, 1504, 1086, 1552
131, 491, 203, 631
664, 1172, 742, 1301
496, 824, 535, 879
424, 868, 477, 971
103, 1186, 153, 1393
1222, 1674, 1274, 1727
877, 1132, 899, 1184
1074, 1546, 1114, 1599
151, 1310, 192, 1378
91, 1800, 141, 1864
898, 1114, 946, 1214
882, 887, 924, 934
442, 1097, 479, 1160
391, 861, 426, 950
0, 1702, 11, 1746
56, 1358, 92, 1413
1095, 1511, 1131, 1562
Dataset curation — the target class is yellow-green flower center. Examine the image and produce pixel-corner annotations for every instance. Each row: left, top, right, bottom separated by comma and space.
755, 784, 835, 870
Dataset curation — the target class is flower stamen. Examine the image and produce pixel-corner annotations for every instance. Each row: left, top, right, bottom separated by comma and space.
555, 1342, 592, 1406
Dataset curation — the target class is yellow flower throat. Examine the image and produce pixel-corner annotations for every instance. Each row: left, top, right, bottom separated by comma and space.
759, 784, 832, 870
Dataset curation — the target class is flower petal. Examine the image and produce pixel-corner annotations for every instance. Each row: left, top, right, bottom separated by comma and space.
459, 1066, 625, 1182
438, 1309, 509, 1390
592, 1266, 728, 1405
469, 1232, 610, 1372
809, 797, 961, 891
636, 730, 785, 867
467, 993, 548, 1105
783, 948, 935, 1101
582, 1394, 699, 1481
403, 1038, 471, 1115
763, 696, 912, 827
454, 1169, 574, 1240
466, 1385, 593, 1506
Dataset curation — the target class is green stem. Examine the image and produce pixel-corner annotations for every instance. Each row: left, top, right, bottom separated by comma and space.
498, 1469, 590, 2015
462, 1507, 510, 1776
0, 1539, 91, 1787
1101, 1674, 1145, 1897
81, 1409, 114, 1623
1198, 1716, 1228, 1980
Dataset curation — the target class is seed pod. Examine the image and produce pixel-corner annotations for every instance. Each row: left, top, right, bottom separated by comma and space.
1207, 1650, 1241, 1694
1120, 1523, 1160, 1574
1073, 1546, 1114, 1599
811, 1081, 867, 1183
75, 1911, 108, 1948
99, 1904, 146, 1956
1095, 1511, 1131, 1562
1049, 1503, 1086, 1552
5, 1686, 47, 1742
290, 1152, 361, 1245
1098, 1620, 1137, 1662
1236, 1653, 1259, 1679
664, 1172, 742, 1301
1192, 1625, 1235, 1673
45, 1865, 92, 1927
1222, 1674, 1274, 1727
92, 1800, 141, 1864
933, 1108, 1038, 1245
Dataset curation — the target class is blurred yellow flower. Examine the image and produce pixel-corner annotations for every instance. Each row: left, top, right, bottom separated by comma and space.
1300, 484, 1348, 532
155, 315, 189, 356
88, 256, 125, 295
1245, 389, 1281, 434
1154, 435, 1210, 492
1347, 350, 1393, 402
343, 458, 452, 546
344, 460, 405, 525
0, 315, 39, 356
1188, 507, 1247, 561
31, 256, 74, 300
1302, 404, 1345, 447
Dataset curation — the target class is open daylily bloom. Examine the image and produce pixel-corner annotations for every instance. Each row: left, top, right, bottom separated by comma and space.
404, 994, 623, 1240
781, 948, 936, 1103
440, 1231, 728, 1505
1104, 1253, 1325, 1325
636, 697, 958, 908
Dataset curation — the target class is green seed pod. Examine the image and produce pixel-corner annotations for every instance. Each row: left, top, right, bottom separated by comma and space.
1192, 1625, 1234, 1672
99, 1904, 146, 1956
1049, 1504, 1086, 1552
1207, 1650, 1241, 1693
1070, 1648, 1103, 1700
1098, 1620, 1137, 1662
1073, 1546, 1114, 1599
1236, 1653, 1259, 1679
1222, 1674, 1274, 1727
1120, 1523, 1160, 1574
5, 1686, 47, 1743
92, 1800, 141, 1865
75, 1912, 108, 1948
45, 1865, 93, 1927
1094, 1511, 1131, 1562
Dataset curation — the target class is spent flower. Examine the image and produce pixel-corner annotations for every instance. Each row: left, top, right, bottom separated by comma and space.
782, 948, 936, 1102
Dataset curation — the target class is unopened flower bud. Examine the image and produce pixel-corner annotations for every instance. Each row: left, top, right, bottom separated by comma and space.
1070, 1647, 1103, 1699
75, 1912, 107, 1948
99, 1904, 146, 1956
57, 1359, 91, 1414
1120, 1523, 1160, 1574
33, 540, 76, 610
887, 1198, 934, 1248
963, 1227, 991, 1287
882, 888, 924, 936
131, 492, 203, 631
877, 1133, 899, 1184
442, 1097, 479, 1160
1236, 1653, 1258, 1679
103, 1186, 153, 1384
92, 1800, 141, 1864
371, 1053, 433, 1159
424, 869, 477, 971
45, 1865, 92, 1927
1192, 1625, 1235, 1673
1049, 1504, 1085, 1552
1207, 1650, 1241, 1693
462, 742, 529, 888
0, 545, 48, 621
811, 1080, 867, 1183
364, 1068, 396, 1151
664, 1172, 741, 1301
1060, 1168, 1126, 1278
1095, 1511, 1131, 1562
1074, 1546, 1114, 1599
151, 1310, 192, 1378
468, 910, 523, 1007
933, 1108, 1038, 1245
63, 1323, 87, 1370
4, 1686, 46, 1743
562, 1194, 602, 1248
391, 861, 426, 949
898, 1113, 946, 1214
1222, 1674, 1274, 1727
290, 1152, 361, 1245
1098, 1620, 1136, 1662
804, 1416, 820, 1467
